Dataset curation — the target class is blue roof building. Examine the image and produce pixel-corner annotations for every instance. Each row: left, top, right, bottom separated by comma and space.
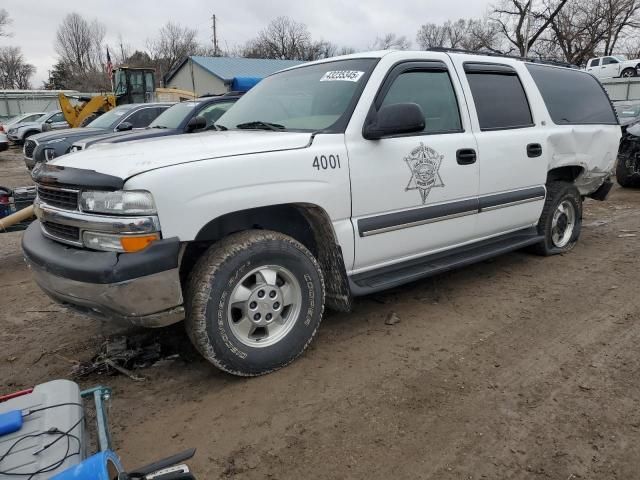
164, 56, 305, 96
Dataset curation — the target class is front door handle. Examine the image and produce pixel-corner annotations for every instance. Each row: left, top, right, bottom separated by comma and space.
456, 148, 477, 165
527, 143, 542, 158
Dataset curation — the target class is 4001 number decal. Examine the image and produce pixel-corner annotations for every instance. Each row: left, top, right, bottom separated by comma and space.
312, 154, 341, 170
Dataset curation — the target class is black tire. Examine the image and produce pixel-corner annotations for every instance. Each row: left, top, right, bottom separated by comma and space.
21, 131, 37, 143
185, 230, 325, 376
621, 68, 637, 78
616, 155, 640, 188
531, 181, 582, 256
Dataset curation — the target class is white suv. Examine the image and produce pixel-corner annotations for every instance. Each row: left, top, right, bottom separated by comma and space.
23, 50, 620, 376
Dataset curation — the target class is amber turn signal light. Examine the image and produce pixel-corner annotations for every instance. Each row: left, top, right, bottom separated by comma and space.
120, 233, 160, 253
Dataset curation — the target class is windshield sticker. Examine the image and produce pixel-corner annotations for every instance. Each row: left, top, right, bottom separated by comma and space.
320, 70, 365, 82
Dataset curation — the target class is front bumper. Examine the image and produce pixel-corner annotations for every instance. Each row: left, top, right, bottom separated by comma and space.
22, 222, 184, 327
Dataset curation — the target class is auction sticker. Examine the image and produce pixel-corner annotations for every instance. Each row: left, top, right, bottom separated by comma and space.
320, 70, 365, 82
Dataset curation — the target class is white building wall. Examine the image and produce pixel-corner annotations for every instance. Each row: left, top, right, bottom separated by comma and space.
166, 61, 228, 96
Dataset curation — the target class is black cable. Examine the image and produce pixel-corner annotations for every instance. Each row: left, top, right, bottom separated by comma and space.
0, 402, 85, 477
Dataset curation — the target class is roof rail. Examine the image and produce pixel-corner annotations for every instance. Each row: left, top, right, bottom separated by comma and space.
427, 47, 577, 69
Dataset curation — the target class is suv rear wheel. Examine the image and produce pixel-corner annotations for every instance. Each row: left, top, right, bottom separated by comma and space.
185, 230, 325, 376
531, 181, 582, 256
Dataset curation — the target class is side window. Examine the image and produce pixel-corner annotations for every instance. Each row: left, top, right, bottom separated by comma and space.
379, 69, 462, 134
124, 108, 160, 128
590, 58, 600, 67
526, 63, 617, 125
25, 114, 42, 122
602, 57, 619, 65
197, 101, 235, 128
465, 66, 533, 130
49, 113, 65, 123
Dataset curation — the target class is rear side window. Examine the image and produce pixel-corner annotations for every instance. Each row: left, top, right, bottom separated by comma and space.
590, 58, 600, 67
526, 64, 618, 125
602, 57, 618, 65
464, 65, 533, 130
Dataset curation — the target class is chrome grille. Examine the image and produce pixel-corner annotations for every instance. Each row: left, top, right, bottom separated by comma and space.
37, 185, 79, 210
24, 139, 37, 159
42, 221, 80, 242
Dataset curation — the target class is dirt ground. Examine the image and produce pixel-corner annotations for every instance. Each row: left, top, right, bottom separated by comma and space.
1, 145, 639, 479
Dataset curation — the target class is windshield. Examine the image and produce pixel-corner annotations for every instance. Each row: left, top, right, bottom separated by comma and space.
149, 101, 198, 129
615, 103, 640, 117
216, 58, 377, 132
86, 105, 136, 129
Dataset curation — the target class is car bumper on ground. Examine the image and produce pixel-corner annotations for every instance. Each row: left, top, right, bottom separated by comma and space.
22, 221, 185, 327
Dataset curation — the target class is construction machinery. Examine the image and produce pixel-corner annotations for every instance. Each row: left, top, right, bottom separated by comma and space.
57, 67, 196, 128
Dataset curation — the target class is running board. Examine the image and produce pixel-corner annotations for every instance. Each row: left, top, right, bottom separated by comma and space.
349, 228, 543, 296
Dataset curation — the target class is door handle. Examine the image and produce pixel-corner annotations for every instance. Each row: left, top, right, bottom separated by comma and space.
527, 143, 542, 158
456, 148, 476, 165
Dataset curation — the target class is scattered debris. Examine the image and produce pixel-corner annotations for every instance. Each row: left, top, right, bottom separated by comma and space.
71, 332, 182, 380
578, 385, 593, 391
583, 220, 609, 227
617, 233, 637, 238
385, 312, 401, 325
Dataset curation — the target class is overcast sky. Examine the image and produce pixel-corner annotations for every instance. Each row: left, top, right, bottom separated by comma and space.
2, 0, 493, 87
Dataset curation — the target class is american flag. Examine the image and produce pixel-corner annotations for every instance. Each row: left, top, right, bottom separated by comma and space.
106, 47, 113, 80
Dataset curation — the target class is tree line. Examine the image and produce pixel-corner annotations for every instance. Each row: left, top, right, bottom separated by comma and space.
5, 0, 640, 91
0, 9, 36, 89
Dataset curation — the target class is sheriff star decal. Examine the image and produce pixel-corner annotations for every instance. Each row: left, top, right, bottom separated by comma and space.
404, 143, 445, 204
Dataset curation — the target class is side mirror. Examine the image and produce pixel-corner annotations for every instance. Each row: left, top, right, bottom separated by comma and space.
45, 119, 53, 124
363, 103, 425, 140
116, 122, 133, 132
186, 116, 207, 132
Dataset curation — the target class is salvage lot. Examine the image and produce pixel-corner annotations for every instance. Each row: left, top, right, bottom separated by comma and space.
1, 146, 640, 478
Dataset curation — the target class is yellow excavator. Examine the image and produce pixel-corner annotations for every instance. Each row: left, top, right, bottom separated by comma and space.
58, 67, 196, 128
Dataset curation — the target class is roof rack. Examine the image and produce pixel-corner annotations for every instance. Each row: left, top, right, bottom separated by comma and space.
427, 47, 577, 69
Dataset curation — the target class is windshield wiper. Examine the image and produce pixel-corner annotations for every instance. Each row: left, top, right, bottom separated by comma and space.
236, 121, 286, 131
213, 123, 228, 131
151, 125, 167, 129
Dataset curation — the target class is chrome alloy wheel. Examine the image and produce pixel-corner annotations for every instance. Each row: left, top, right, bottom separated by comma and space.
227, 265, 302, 347
551, 200, 576, 248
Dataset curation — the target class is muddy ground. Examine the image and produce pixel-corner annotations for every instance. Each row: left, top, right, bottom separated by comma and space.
1, 146, 639, 479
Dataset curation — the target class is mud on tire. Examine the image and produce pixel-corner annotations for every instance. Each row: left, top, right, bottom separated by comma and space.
185, 230, 325, 376
531, 181, 582, 256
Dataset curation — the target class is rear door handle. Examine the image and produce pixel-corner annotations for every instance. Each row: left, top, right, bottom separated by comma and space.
456, 148, 476, 165
527, 143, 542, 158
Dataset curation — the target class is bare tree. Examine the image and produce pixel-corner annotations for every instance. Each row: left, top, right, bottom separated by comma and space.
55, 13, 106, 73
369, 33, 411, 50
491, 0, 569, 56
242, 17, 312, 60
601, 0, 640, 55
0, 46, 35, 89
147, 22, 200, 79
0, 9, 11, 37
416, 18, 502, 51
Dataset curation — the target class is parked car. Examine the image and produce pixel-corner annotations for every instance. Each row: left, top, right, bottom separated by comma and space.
586, 55, 640, 79
7, 110, 68, 144
613, 100, 640, 129
0, 132, 8, 152
70, 94, 240, 152
24, 50, 620, 376
1, 112, 47, 134
24, 103, 172, 170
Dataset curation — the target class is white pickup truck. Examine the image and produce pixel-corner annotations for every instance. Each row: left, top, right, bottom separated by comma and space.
23, 50, 621, 376
586, 55, 640, 79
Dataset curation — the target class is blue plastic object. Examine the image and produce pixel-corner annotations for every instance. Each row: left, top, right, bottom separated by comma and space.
50, 450, 122, 480
0, 409, 22, 436
231, 76, 261, 92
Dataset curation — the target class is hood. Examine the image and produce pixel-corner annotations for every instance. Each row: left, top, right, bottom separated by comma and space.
51, 130, 313, 180
31, 127, 104, 144
77, 128, 179, 148
8, 121, 42, 131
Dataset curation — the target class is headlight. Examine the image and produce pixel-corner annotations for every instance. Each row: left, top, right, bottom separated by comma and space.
7, 128, 15, 135
80, 190, 157, 215
43, 148, 57, 161
82, 231, 160, 253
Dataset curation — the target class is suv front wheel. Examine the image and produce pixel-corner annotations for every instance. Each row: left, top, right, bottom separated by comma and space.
185, 230, 325, 376
531, 181, 582, 256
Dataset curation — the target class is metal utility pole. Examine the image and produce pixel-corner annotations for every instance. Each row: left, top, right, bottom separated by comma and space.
212, 14, 219, 56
